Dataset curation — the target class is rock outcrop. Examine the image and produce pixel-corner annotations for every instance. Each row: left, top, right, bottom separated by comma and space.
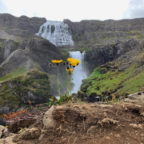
85, 39, 139, 71
26, 36, 62, 72
0, 36, 63, 75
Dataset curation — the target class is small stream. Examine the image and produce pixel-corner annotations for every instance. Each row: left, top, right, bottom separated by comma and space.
70, 51, 89, 94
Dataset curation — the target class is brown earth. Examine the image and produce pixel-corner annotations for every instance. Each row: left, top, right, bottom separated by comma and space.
0, 101, 144, 144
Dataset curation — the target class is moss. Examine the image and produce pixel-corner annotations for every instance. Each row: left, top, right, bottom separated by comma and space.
81, 51, 144, 97
0, 69, 51, 110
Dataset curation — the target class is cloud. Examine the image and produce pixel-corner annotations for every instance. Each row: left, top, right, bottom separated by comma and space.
1, 0, 130, 21
0, 0, 6, 12
124, 0, 144, 18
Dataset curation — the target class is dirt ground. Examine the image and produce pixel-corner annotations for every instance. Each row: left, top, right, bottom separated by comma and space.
1, 101, 144, 144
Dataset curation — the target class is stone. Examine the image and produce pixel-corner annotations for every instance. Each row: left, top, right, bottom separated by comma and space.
0, 125, 8, 138
129, 123, 143, 129
98, 118, 118, 127
43, 106, 56, 129
0, 134, 16, 144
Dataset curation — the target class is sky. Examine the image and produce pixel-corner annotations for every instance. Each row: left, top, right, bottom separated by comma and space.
0, 0, 144, 21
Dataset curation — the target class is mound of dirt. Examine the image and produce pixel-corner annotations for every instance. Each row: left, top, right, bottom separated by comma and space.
0, 102, 144, 144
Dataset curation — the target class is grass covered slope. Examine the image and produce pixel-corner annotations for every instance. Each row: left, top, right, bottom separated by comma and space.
81, 48, 144, 98
0, 69, 51, 110
0, 66, 27, 83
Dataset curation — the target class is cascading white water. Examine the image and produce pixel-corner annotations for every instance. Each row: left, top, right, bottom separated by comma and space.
70, 51, 89, 94
36, 21, 74, 46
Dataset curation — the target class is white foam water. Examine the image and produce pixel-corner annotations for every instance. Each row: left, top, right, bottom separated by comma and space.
36, 21, 74, 46
70, 51, 89, 94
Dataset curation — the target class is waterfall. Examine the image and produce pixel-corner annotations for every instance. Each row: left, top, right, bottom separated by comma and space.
70, 51, 89, 94
36, 21, 74, 46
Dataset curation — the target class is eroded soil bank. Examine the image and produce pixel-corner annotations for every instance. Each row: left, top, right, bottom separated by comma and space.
0, 101, 144, 144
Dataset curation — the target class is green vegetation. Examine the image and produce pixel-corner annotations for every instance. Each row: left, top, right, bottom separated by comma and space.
0, 66, 27, 82
0, 69, 51, 109
81, 51, 144, 98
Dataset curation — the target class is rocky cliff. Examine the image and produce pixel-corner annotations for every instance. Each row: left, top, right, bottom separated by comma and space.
85, 39, 139, 72
64, 19, 144, 48
0, 14, 46, 41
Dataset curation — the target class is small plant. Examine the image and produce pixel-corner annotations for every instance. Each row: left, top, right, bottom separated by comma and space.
57, 95, 72, 105
51, 58, 80, 96
48, 97, 57, 106
111, 94, 117, 103
49, 57, 80, 105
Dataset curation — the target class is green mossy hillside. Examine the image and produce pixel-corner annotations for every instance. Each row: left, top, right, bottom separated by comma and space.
0, 66, 27, 83
81, 51, 144, 98
0, 69, 51, 110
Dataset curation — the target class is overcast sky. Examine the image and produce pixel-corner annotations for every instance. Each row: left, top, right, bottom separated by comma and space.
0, 0, 144, 21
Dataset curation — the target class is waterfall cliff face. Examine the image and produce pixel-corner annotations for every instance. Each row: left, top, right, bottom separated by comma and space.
70, 51, 89, 94
36, 21, 74, 46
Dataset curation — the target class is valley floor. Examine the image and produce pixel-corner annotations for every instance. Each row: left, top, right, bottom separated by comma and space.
0, 99, 144, 144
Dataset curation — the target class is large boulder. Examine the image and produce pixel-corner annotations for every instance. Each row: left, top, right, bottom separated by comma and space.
0, 125, 8, 138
